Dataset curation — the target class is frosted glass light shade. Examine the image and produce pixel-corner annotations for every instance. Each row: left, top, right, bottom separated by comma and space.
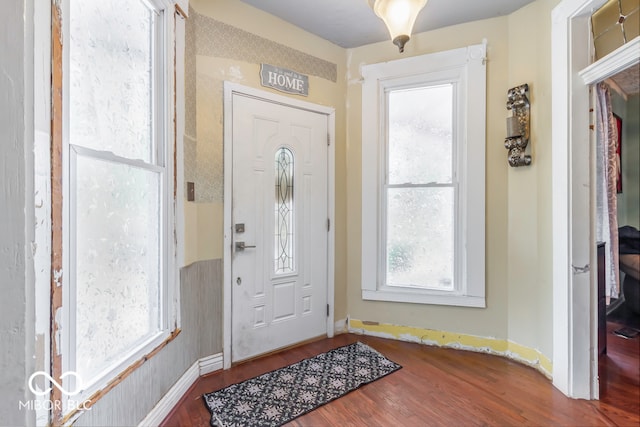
369, 0, 427, 52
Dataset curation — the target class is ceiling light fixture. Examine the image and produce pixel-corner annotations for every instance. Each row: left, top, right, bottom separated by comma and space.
369, 0, 427, 53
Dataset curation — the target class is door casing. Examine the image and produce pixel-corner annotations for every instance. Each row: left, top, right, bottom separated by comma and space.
222, 82, 336, 368
551, 0, 639, 399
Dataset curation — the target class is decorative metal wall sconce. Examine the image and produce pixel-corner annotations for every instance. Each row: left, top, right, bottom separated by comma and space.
504, 84, 532, 167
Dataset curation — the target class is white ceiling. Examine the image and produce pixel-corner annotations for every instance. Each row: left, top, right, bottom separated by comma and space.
239, 0, 537, 48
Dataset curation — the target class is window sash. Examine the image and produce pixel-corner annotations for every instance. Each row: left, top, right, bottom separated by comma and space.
381, 81, 459, 292
361, 43, 486, 308
382, 184, 458, 291
385, 83, 456, 186
61, 0, 171, 404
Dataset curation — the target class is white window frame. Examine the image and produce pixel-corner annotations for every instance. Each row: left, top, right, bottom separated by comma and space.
361, 43, 487, 308
60, 0, 178, 408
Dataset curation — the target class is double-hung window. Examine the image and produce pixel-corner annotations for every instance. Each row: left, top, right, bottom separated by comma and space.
361, 44, 486, 307
58, 0, 177, 410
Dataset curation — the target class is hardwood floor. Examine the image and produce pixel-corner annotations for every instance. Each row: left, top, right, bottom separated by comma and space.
161, 322, 639, 426
598, 322, 640, 426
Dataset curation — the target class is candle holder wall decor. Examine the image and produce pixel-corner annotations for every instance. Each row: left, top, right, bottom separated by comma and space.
504, 84, 532, 167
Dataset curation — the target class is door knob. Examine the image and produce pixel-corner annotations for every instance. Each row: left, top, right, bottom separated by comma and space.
235, 241, 257, 251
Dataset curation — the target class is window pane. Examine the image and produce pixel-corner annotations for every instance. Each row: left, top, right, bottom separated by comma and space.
388, 85, 453, 185
386, 187, 454, 289
274, 148, 294, 274
74, 155, 161, 380
70, 0, 153, 162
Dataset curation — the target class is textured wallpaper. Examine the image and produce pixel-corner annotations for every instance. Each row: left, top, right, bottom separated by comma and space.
193, 12, 337, 83
183, 7, 338, 203
184, 9, 198, 191
185, 8, 197, 140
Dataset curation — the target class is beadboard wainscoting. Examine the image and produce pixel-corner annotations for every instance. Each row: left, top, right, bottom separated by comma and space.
74, 259, 223, 427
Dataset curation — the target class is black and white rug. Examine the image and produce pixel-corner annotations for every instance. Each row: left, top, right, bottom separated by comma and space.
202, 341, 401, 427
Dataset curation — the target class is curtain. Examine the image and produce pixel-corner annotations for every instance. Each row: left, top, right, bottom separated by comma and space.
595, 83, 620, 298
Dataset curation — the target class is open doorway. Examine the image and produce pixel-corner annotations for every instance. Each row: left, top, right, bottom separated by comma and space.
594, 67, 640, 357
585, 44, 639, 402
551, 0, 639, 399
593, 66, 640, 409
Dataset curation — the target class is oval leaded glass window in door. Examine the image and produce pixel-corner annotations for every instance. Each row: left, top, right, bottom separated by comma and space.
275, 147, 294, 274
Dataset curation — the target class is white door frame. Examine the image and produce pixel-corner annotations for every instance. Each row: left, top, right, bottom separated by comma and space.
551, 0, 639, 399
222, 81, 336, 369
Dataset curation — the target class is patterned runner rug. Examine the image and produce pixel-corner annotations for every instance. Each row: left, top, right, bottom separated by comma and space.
202, 341, 401, 427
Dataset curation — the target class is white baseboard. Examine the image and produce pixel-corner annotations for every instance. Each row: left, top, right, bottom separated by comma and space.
334, 317, 348, 334
199, 352, 224, 376
138, 352, 223, 426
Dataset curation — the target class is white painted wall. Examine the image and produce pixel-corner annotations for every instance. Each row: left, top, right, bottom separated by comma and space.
0, 0, 35, 425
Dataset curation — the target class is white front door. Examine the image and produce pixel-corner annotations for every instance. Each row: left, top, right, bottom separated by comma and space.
230, 91, 329, 362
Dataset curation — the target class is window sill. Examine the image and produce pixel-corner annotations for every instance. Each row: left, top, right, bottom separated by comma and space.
362, 288, 485, 308
60, 327, 181, 424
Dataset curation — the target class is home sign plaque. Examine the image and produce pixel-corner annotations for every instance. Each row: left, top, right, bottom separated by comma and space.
260, 64, 308, 96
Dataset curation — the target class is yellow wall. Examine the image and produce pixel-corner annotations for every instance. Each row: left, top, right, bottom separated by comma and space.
346, 17, 511, 339
505, 0, 560, 358
185, 0, 564, 367
186, 0, 349, 319
345, 0, 561, 359
184, 202, 224, 264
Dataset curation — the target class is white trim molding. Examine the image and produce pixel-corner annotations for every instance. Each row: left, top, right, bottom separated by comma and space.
199, 353, 224, 376
360, 43, 486, 308
137, 353, 223, 427
551, 0, 604, 400
551, 0, 638, 400
334, 318, 348, 334
137, 361, 199, 427
59, 0, 181, 408
579, 37, 640, 85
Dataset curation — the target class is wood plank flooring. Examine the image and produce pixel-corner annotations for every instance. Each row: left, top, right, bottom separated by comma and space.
161, 322, 639, 426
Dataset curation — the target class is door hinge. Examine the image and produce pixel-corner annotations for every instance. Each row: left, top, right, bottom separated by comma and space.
327, 304, 330, 317
327, 133, 330, 146
327, 218, 330, 231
